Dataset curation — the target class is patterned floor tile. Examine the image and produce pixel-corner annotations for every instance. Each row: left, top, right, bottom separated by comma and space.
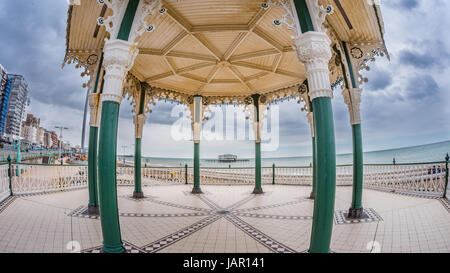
334, 208, 383, 225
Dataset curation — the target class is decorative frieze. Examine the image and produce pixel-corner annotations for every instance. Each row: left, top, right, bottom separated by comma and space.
304, 0, 334, 32
346, 42, 389, 86
97, 0, 163, 44
268, 0, 333, 36
341, 88, 362, 125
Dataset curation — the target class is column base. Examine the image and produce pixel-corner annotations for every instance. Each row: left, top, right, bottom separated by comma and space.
252, 188, 264, 194
101, 244, 126, 253
347, 207, 364, 219
87, 205, 100, 216
309, 192, 315, 199
191, 187, 203, 194
133, 191, 144, 199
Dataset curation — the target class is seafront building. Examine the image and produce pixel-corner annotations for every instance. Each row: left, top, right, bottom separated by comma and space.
0, 64, 12, 138
4, 74, 29, 141
20, 114, 40, 145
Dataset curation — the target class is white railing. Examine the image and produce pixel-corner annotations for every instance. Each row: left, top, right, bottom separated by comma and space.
1, 162, 447, 197
0, 163, 10, 202
10, 163, 88, 195
363, 163, 446, 196
117, 166, 187, 186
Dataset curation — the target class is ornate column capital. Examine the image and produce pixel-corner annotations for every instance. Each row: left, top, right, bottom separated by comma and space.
88, 93, 101, 127
342, 88, 363, 125
133, 113, 146, 139
293, 32, 333, 100
189, 96, 204, 144
102, 39, 138, 104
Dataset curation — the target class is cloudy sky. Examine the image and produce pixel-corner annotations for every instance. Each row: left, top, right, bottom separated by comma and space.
0, 0, 449, 158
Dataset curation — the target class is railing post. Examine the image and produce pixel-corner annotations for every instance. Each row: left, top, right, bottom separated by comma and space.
185, 164, 188, 185
7, 156, 12, 196
444, 153, 449, 199
272, 163, 275, 185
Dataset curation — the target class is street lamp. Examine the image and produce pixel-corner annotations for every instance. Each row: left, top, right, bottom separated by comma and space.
121, 145, 128, 164
55, 126, 69, 165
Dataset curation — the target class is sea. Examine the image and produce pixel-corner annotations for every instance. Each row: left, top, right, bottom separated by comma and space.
120, 140, 450, 168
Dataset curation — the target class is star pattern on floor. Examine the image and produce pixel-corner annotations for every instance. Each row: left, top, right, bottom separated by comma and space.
78, 191, 314, 253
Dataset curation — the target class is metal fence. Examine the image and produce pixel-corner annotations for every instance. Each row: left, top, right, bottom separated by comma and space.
1, 161, 448, 198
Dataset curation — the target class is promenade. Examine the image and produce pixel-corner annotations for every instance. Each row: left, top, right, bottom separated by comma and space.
0, 184, 448, 253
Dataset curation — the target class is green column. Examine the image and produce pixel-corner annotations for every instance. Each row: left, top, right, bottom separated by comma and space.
16, 139, 20, 176
98, 101, 125, 253
133, 138, 144, 198
87, 126, 99, 214
133, 84, 146, 198
252, 94, 263, 194
310, 137, 317, 199
185, 164, 188, 185
87, 54, 102, 215
192, 142, 202, 193
309, 97, 336, 253
253, 142, 263, 194
341, 42, 365, 218
348, 124, 364, 217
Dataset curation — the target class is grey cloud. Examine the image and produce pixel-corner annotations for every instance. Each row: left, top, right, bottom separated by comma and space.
404, 74, 439, 100
385, 0, 419, 10
365, 69, 393, 91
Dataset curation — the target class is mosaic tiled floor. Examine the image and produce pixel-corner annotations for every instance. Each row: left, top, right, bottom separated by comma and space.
0, 185, 449, 253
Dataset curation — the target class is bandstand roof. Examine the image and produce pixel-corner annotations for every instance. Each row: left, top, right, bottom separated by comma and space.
65, 0, 387, 101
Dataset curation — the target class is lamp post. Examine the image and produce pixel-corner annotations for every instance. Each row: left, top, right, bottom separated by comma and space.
121, 145, 128, 164
55, 126, 69, 165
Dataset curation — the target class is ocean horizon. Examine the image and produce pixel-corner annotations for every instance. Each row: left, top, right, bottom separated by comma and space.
119, 140, 450, 168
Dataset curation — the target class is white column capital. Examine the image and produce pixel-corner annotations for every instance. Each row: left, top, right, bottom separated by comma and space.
293, 32, 333, 100
133, 113, 146, 139
189, 96, 203, 143
342, 88, 363, 125
88, 93, 101, 127
102, 39, 138, 104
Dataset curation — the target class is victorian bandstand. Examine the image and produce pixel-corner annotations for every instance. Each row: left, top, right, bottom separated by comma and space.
64, 0, 389, 253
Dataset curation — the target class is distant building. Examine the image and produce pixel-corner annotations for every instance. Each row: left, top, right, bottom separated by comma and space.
218, 154, 238, 162
37, 127, 45, 146
50, 131, 58, 149
0, 64, 12, 138
21, 125, 37, 144
43, 130, 52, 148
4, 74, 30, 140
21, 114, 41, 144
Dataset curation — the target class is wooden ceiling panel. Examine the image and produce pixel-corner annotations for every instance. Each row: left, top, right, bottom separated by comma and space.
164, 0, 262, 26
133, 55, 170, 79
171, 35, 216, 57
250, 74, 302, 94
138, 15, 184, 50
232, 33, 275, 56
67, 0, 385, 98
277, 52, 305, 74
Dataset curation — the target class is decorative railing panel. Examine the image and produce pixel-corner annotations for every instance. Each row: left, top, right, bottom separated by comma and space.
10, 164, 88, 195
117, 167, 187, 185
1, 162, 446, 197
0, 163, 10, 202
363, 163, 446, 196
